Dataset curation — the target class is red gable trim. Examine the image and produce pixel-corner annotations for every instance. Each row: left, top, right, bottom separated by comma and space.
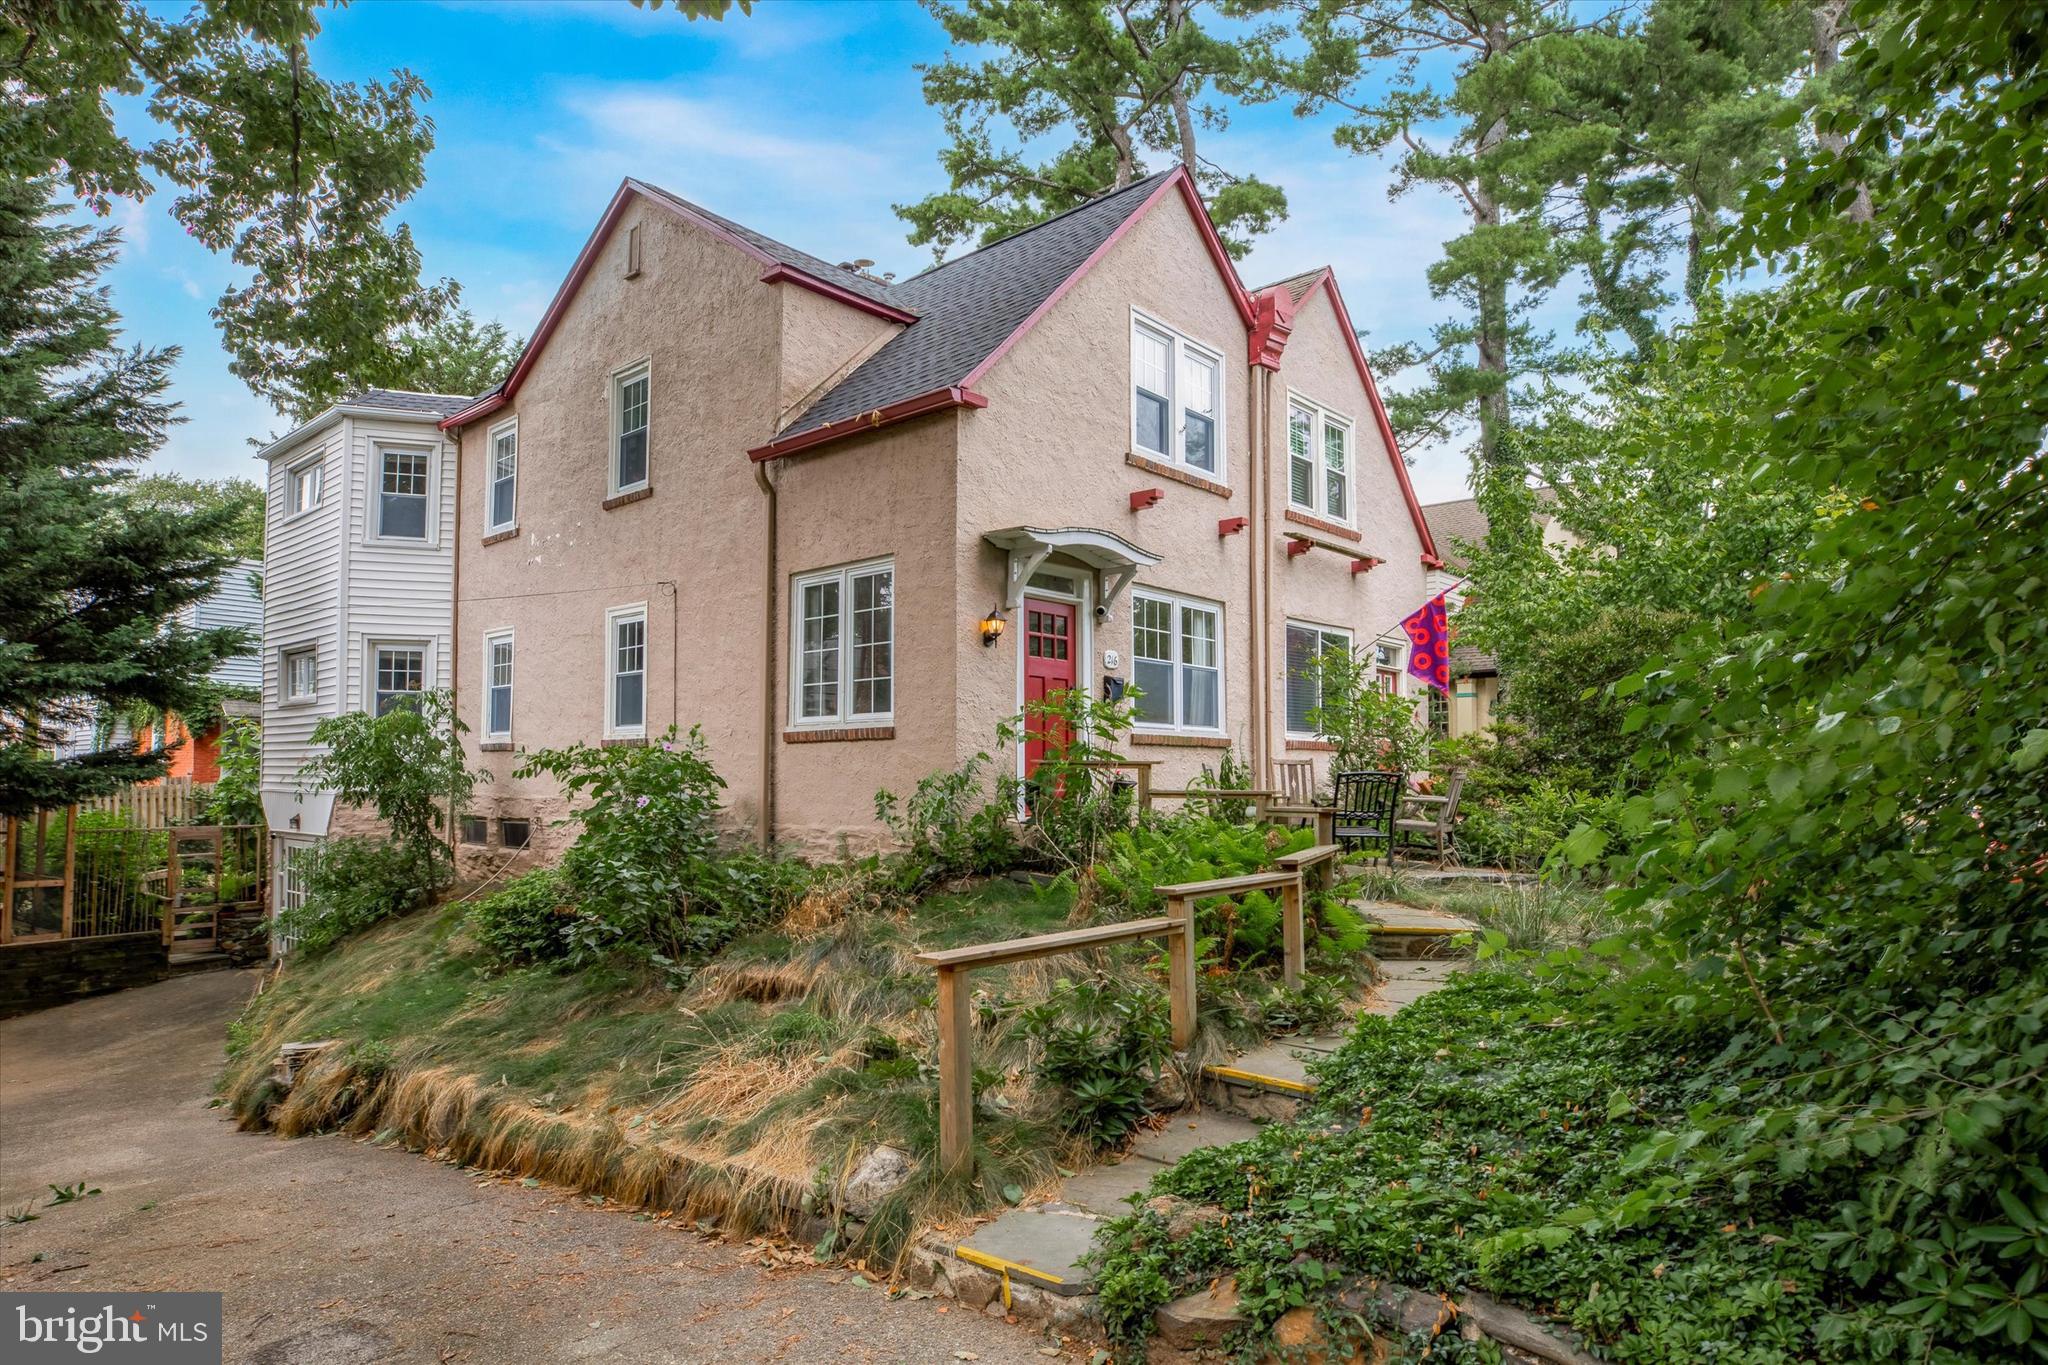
748, 386, 988, 462
756, 265, 918, 324
443, 179, 915, 432
1292, 270, 1442, 565
960, 166, 1254, 393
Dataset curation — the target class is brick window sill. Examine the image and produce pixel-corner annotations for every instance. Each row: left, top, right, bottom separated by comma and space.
603, 487, 653, 511
1284, 738, 1337, 752
1126, 452, 1231, 499
784, 726, 895, 744
478, 741, 514, 753
1130, 732, 1232, 749
1284, 509, 1362, 542
602, 736, 646, 748
481, 528, 519, 547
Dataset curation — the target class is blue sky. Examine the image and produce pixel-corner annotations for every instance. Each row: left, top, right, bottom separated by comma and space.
103, 0, 1493, 503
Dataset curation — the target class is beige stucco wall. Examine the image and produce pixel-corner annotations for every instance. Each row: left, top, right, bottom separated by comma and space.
764, 411, 963, 854
454, 196, 784, 857
1260, 283, 1431, 788
777, 285, 902, 430
955, 195, 1258, 795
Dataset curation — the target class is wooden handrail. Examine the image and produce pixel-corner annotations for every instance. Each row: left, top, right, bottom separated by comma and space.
924, 912, 1195, 1177
915, 916, 1181, 969
1155, 868, 1298, 900
1277, 842, 1344, 898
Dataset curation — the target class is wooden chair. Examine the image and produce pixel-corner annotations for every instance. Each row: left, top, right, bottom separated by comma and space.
1396, 769, 1467, 867
1330, 770, 1404, 867
1274, 759, 1317, 807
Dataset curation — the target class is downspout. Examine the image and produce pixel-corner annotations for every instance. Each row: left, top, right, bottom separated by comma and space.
1244, 365, 1263, 785
1259, 368, 1277, 788
447, 427, 462, 862
754, 460, 778, 849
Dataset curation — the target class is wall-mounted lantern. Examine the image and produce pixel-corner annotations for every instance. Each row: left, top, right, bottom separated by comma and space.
979, 607, 1008, 647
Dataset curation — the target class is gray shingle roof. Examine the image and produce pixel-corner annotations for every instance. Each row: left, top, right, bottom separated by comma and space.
632, 180, 903, 309
777, 171, 1177, 438
1421, 497, 1491, 570
346, 388, 477, 418
1258, 268, 1328, 304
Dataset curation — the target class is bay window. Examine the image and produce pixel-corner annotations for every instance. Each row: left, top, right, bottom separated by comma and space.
376, 447, 430, 540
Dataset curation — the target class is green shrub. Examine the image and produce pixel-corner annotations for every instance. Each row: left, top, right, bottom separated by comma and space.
296, 690, 481, 893
276, 837, 430, 955
874, 753, 1018, 891
467, 869, 573, 968
996, 687, 1141, 870
1016, 976, 1172, 1148
1455, 779, 1619, 873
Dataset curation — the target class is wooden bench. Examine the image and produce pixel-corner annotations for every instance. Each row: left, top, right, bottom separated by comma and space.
916, 915, 1195, 1177
1148, 787, 1277, 821
1156, 867, 1310, 990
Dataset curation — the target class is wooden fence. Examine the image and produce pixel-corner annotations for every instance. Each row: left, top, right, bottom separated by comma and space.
1, 807, 263, 951
79, 777, 211, 828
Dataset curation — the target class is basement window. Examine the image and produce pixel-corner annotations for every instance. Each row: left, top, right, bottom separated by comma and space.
499, 818, 532, 849
459, 816, 489, 846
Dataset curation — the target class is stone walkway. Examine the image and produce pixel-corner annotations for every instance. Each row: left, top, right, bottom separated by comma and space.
943, 907, 1468, 1301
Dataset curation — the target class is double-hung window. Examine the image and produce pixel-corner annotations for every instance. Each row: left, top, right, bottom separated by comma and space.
376, 447, 430, 541
1284, 622, 1353, 737
1288, 396, 1353, 523
484, 631, 514, 740
282, 646, 318, 703
372, 643, 426, 715
487, 420, 517, 533
1130, 589, 1224, 734
606, 606, 647, 737
792, 560, 894, 726
1131, 314, 1224, 479
612, 363, 650, 495
286, 457, 324, 516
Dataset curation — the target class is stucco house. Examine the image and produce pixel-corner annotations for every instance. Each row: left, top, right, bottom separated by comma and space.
436, 168, 1442, 857
255, 390, 469, 909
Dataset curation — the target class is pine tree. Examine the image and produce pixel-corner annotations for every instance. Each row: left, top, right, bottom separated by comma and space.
0, 175, 248, 817
897, 0, 1287, 259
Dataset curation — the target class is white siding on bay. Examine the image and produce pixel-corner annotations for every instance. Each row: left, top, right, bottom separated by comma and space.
342, 418, 455, 711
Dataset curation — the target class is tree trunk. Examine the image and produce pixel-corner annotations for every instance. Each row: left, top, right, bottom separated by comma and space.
1107, 124, 1137, 188
1811, 0, 1873, 223
1473, 114, 1510, 470
1166, 0, 1199, 171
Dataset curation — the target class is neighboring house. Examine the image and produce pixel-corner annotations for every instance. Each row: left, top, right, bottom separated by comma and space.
1419, 491, 1577, 737
255, 390, 469, 908
437, 168, 1442, 857
42, 560, 263, 781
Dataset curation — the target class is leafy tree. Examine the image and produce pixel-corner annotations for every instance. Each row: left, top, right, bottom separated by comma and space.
389, 307, 523, 401
898, 0, 1287, 259
0, 175, 246, 817
0, 1, 453, 420
1584, 3, 2048, 1354
202, 715, 264, 826
297, 691, 481, 890
130, 473, 266, 559
1301, 644, 1431, 775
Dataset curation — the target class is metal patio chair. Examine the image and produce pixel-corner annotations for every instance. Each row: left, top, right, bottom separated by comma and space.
1330, 769, 1404, 867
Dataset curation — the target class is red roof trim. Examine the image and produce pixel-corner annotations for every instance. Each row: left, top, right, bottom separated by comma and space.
748, 386, 988, 462
756, 265, 918, 324
1294, 270, 1442, 564
960, 167, 1254, 393
442, 179, 917, 432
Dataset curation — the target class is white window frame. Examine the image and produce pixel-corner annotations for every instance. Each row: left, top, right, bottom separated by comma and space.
605, 604, 648, 739
1287, 392, 1355, 525
280, 644, 319, 705
368, 639, 430, 716
483, 629, 514, 741
610, 360, 652, 497
1130, 309, 1227, 483
285, 455, 325, 518
1373, 637, 1406, 694
371, 443, 435, 545
789, 558, 895, 729
1283, 620, 1354, 739
486, 417, 518, 534
1128, 587, 1227, 736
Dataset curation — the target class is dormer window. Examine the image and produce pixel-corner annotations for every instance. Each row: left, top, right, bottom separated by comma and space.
1131, 311, 1225, 481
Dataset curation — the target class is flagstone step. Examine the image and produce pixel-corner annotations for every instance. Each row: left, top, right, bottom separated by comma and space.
1353, 900, 1482, 958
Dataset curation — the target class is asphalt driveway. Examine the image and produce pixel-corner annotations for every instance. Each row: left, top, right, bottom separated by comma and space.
0, 970, 1062, 1364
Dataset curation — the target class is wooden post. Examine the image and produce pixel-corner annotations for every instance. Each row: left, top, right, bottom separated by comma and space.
1281, 875, 1304, 991
1166, 897, 1196, 1049
1315, 807, 1334, 846
59, 805, 77, 939
1253, 793, 1270, 823
936, 964, 974, 1178
1135, 764, 1152, 815
1, 816, 16, 944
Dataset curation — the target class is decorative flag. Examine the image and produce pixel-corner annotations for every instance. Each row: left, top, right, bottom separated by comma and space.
1400, 594, 1451, 693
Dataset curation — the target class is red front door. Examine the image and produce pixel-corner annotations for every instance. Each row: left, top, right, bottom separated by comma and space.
1023, 598, 1077, 777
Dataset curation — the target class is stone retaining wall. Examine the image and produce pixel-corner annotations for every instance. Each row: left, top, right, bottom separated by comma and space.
0, 933, 167, 1019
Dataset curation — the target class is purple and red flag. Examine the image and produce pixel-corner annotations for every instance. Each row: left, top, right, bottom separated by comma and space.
1400, 594, 1451, 693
